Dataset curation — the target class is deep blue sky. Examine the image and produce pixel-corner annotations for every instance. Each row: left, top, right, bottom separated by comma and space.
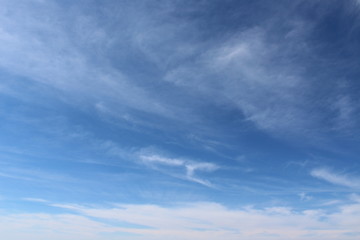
1, 0, 360, 239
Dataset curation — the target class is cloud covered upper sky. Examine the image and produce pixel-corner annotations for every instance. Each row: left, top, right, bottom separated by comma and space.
1, 0, 360, 239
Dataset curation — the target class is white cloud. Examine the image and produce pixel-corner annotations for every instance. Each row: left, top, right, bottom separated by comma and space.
2, 200, 359, 240
299, 192, 312, 201
139, 153, 218, 187
311, 168, 360, 188
185, 162, 218, 176
22, 198, 49, 203
164, 26, 312, 137
331, 95, 357, 131
0, 212, 123, 240
140, 155, 185, 166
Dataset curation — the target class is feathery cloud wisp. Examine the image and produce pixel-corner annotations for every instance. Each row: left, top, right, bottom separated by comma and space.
311, 168, 360, 188
140, 154, 218, 187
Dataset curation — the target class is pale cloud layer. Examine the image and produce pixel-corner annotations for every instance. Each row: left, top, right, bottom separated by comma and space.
1, 200, 360, 240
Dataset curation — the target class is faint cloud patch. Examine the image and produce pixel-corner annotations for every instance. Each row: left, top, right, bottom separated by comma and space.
311, 168, 360, 188
138, 150, 219, 187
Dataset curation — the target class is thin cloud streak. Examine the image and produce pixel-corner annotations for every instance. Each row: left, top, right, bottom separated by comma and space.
311, 168, 360, 188
3, 200, 358, 240
140, 153, 219, 187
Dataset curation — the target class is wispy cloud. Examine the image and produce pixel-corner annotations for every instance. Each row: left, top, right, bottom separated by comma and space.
140, 155, 185, 167
0, 212, 122, 240
2, 200, 357, 240
0, 166, 79, 184
331, 95, 358, 132
299, 192, 312, 201
1, 0, 358, 144
164, 25, 316, 138
139, 153, 218, 187
0, 0, 184, 123
22, 197, 49, 203
311, 168, 360, 188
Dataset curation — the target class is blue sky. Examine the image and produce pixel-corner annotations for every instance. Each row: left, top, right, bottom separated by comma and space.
1, 0, 360, 239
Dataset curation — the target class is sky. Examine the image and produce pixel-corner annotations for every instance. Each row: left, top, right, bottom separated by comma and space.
1, 0, 360, 239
